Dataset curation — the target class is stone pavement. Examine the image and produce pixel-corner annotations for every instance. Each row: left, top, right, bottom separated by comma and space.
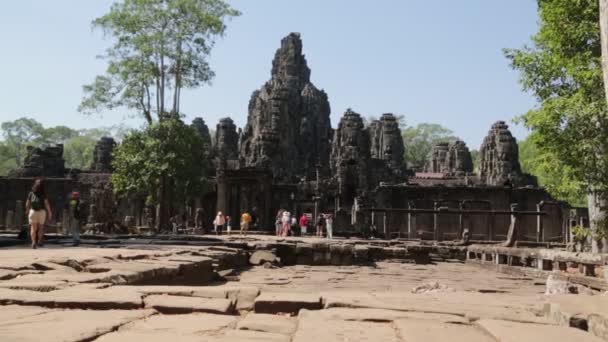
0, 239, 605, 341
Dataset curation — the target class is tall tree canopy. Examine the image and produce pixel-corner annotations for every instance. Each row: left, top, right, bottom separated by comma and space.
505, 0, 608, 247
401, 123, 459, 170
79, 0, 240, 123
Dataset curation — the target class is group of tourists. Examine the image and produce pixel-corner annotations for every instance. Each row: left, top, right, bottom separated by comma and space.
25, 178, 83, 249
212, 210, 252, 236
276, 210, 334, 239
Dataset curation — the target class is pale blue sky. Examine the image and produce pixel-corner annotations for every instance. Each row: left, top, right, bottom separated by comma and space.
0, 0, 539, 149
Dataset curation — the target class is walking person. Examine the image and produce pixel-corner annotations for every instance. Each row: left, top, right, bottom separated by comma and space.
25, 178, 52, 249
315, 213, 325, 238
213, 211, 225, 236
226, 216, 232, 236
299, 213, 308, 236
65, 191, 83, 246
325, 213, 334, 240
275, 209, 284, 237
240, 211, 251, 237
281, 211, 291, 237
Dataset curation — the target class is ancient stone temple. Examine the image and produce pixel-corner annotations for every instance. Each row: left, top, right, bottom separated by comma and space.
90, 137, 116, 173
191, 117, 213, 152
479, 121, 535, 186
369, 113, 407, 178
330, 109, 372, 206
10, 145, 66, 177
239, 32, 332, 181
427, 140, 473, 176
214, 117, 239, 160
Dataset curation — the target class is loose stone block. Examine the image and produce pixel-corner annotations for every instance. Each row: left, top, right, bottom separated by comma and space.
144, 294, 234, 315
237, 313, 297, 335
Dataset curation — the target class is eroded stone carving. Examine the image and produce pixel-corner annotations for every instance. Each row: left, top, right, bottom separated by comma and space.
215, 117, 239, 160
369, 113, 406, 177
479, 121, 535, 186
239, 32, 332, 181
427, 140, 473, 176
11, 145, 66, 177
91, 137, 116, 173
192, 117, 213, 155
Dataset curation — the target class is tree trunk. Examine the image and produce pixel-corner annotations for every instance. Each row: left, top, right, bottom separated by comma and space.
597, 0, 608, 253
156, 174, 169, 232
588, 190, 608, 253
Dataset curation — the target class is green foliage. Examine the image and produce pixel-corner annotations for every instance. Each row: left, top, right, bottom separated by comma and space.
0, 117, 126, 174
111, 118, 212, 206
571, 225, 591, 243
518, 134, 586, 207
505, 0, 608, 193
593, 217, 608, 240
79, 0, 240, 122
401, 123, 459, 170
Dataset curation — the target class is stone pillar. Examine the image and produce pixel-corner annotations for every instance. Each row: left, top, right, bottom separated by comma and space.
87, 204, 97, 224
433, 202, 439, 241
124, 216, 135, 230
5, 210, 14, 230
62, 209, 70, 234
216, 159, 228, 215
15, 200, 23, 231
536, 202, 543, 242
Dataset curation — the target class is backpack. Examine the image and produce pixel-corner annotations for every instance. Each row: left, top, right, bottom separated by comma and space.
30, 192, 44, 211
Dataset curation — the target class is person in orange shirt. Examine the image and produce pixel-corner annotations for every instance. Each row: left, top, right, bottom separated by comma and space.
240, 211, 252, 237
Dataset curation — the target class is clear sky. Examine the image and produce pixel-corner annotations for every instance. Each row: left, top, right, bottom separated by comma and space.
0, 0, 539, 149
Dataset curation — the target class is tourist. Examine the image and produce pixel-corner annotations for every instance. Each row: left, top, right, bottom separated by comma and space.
275, 209, 284, 236
25, 178, 52, 249
316, 213, 325, 237
290, 215, 297, 236
65, 191, 83, 246
240, 211, 251, 237
299, 213, 308, 236
226, 216, 232, 235
213, 211, 225, 235
281, 211, 291, 237
326, 213, 333, 240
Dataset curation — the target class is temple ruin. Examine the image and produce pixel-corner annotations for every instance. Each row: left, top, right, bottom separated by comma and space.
0, 33, 587, 244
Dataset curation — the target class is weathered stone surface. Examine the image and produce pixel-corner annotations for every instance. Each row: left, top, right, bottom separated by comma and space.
395, 319, 494, 341
427, 140, 473, 176
220, 330, 291, 342
239, 32, 332, 181
369, 113, 407, 178
330, 109, 372, 206
215, 117, 239, 160
294, 309, 399, 341
479, 121, 535, 186
237, 313, 297, 335
254, 292, 322, 314
90, 137, 116, 173
476, 318, 603, 342
96, 313, 237, 342
249, 250, 278, 266
0, 308, 153, 342
144, 294, 234, 314
192, 117, 213, 155
545, 295, 608, 340
10, 144, 65, 177
0, 287, 143, 310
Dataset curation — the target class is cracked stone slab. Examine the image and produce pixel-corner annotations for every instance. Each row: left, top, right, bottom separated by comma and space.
144, 294, 234, 314
236, 313, 297, 335
0, 307, 154, 342
96, 313, 237, 341
254, 292, 322, 315
0, 286, 143, 310
476, 319, 604, 342
394, 319, 494, 341
293, 309, 399, 341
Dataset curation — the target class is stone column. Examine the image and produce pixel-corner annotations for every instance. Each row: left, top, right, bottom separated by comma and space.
15, 200, 23, 231
62, 209, 70, 234
87, 204, 97, 224
6, 210, 15, 230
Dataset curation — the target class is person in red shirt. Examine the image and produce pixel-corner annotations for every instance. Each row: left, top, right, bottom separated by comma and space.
299, 213, 308, 236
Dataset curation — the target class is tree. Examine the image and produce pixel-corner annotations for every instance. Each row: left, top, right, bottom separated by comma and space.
505, 0, 608, 251
111, 119, 212, 226
1, 118, 45, 166
518, 135, 586, 207
401, 123, 459, 170
79, 0, 240, 123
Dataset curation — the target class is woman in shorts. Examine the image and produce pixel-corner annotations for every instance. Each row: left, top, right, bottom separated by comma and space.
25, 178, 53, 249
